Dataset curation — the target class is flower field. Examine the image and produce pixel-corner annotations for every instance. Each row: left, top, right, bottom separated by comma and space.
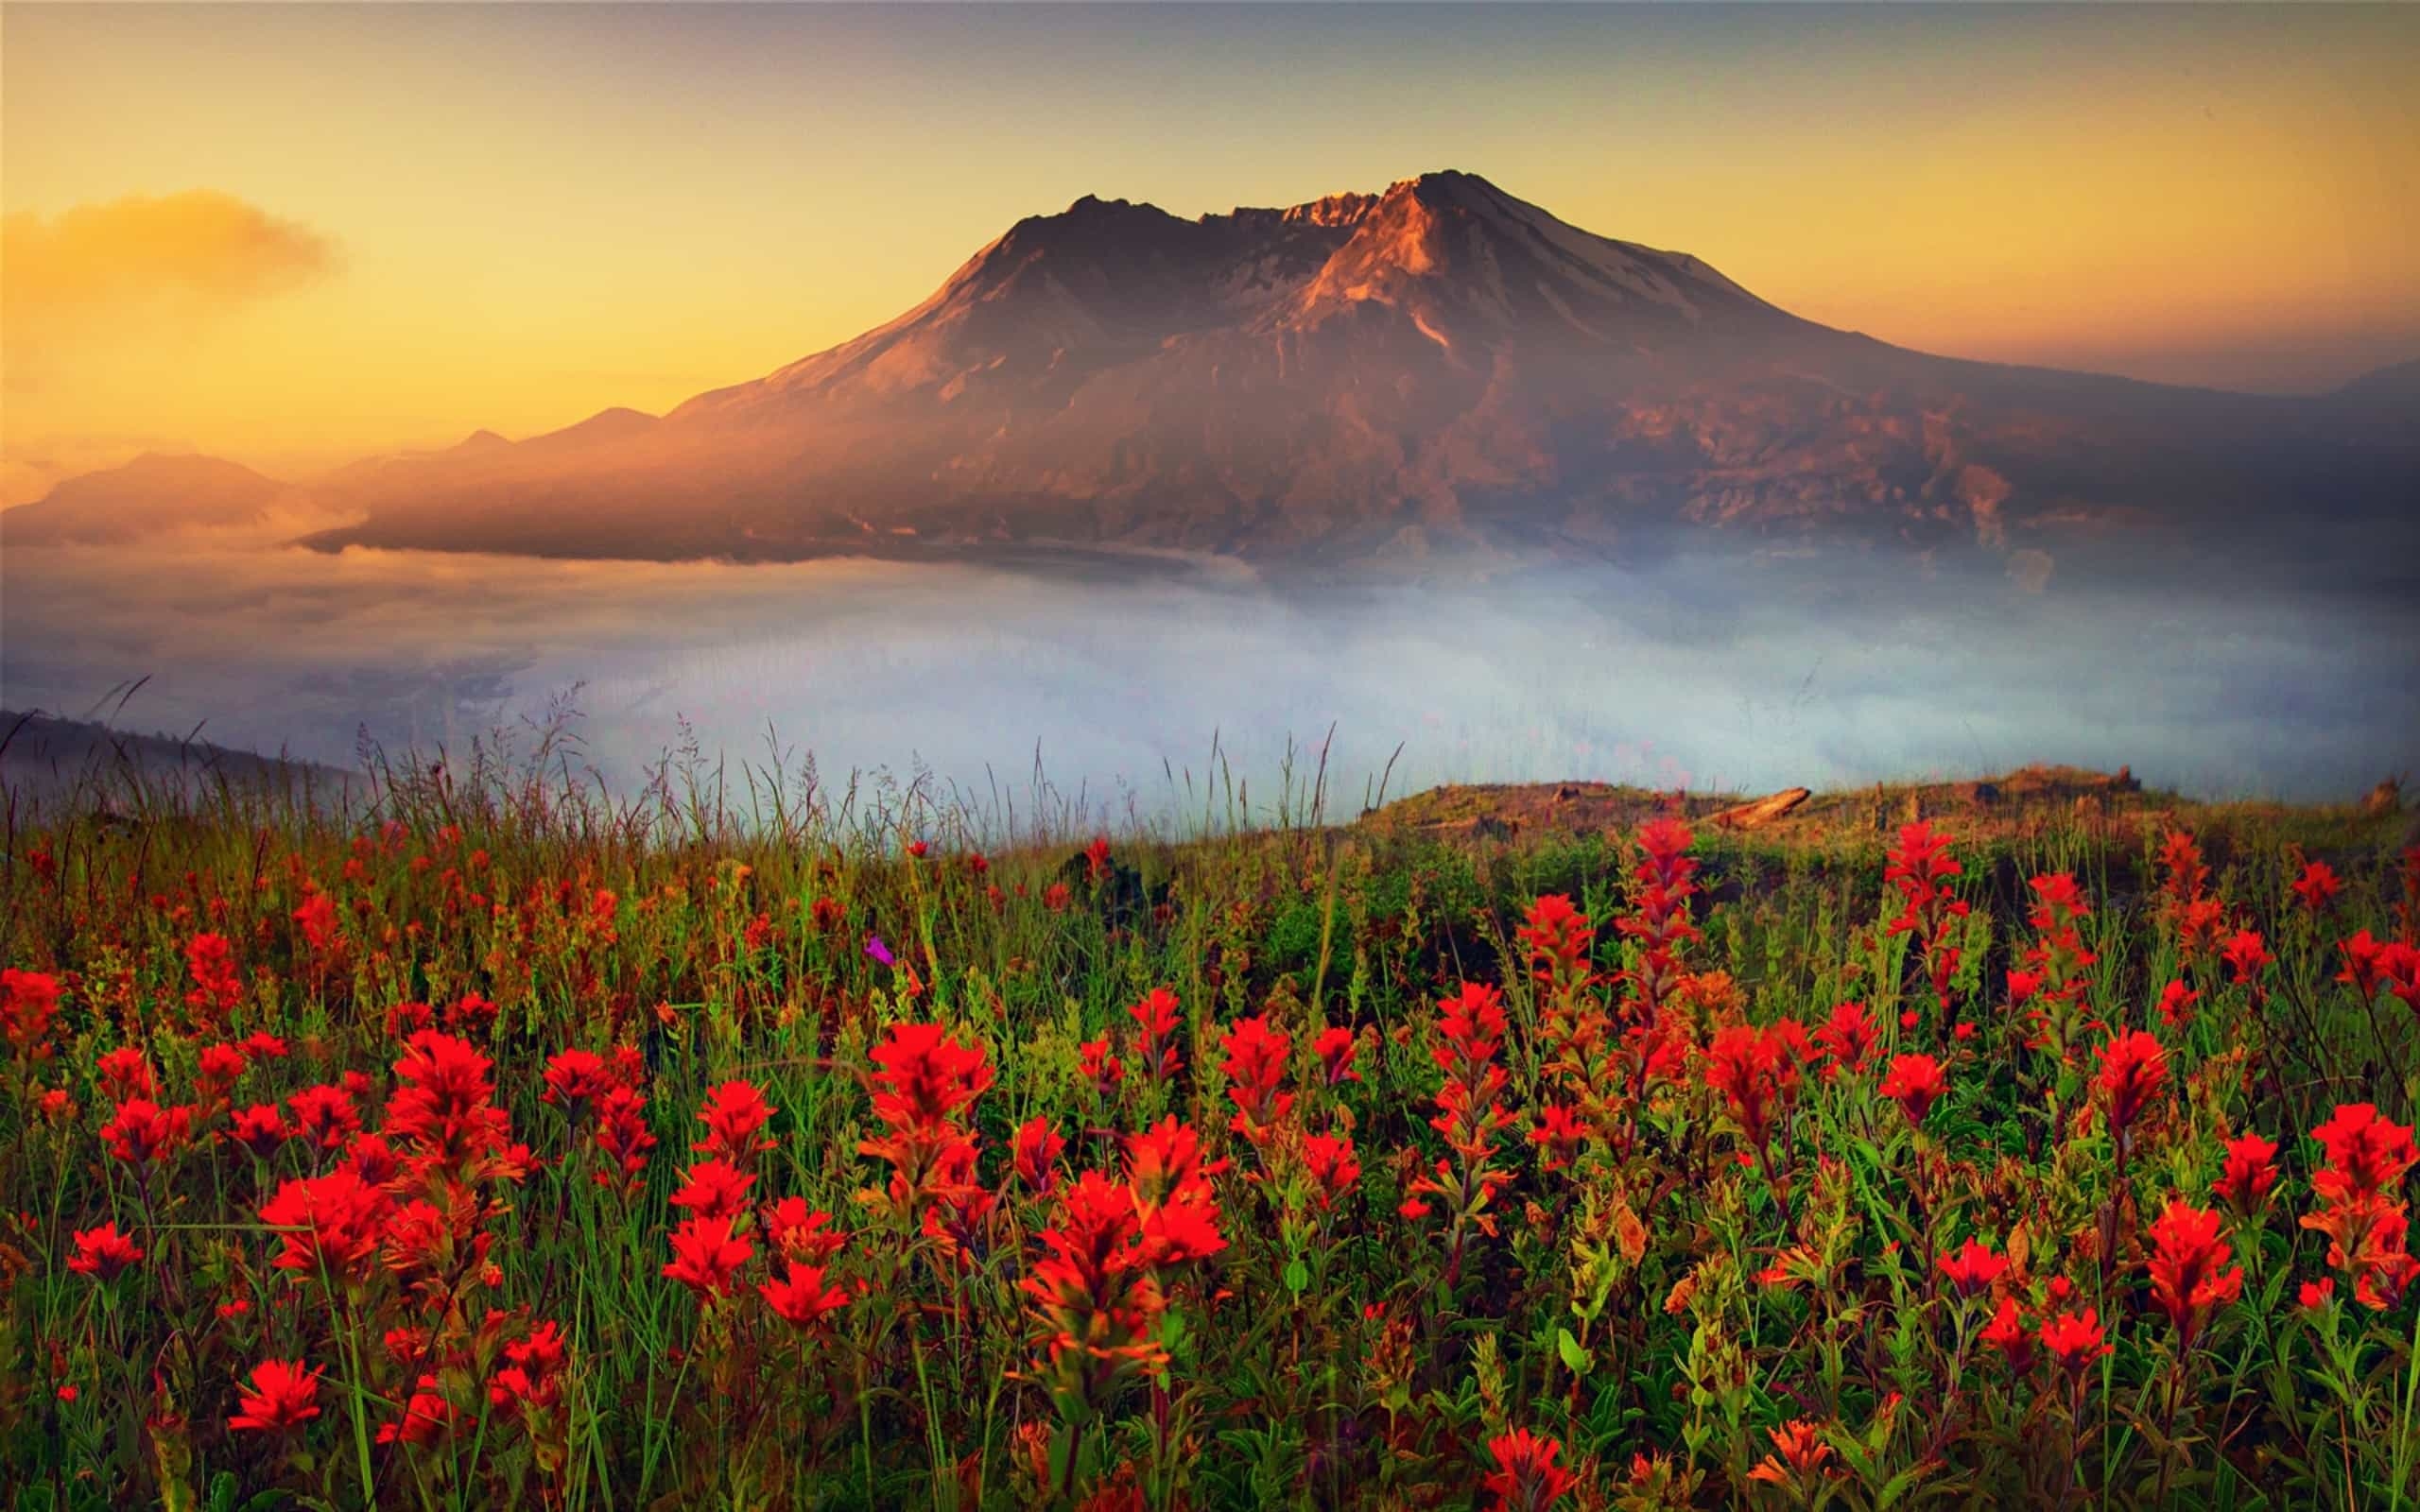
4, 769, 2420, 1510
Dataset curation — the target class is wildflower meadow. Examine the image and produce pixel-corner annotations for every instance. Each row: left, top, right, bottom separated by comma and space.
4, 762, 2419, 1510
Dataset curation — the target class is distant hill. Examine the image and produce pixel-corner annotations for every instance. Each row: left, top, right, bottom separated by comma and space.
0, 454, 292, 545
0, 709, 358, 807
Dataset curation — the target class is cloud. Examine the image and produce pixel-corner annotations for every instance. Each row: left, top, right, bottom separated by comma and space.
2, 191, 338, 390
2, 540, 2413, 815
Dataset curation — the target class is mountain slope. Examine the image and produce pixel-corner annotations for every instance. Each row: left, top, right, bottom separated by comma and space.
3, 454, 293, 545
34, 171, 2415, 570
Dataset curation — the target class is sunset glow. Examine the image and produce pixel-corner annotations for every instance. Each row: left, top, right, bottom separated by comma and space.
4, 3, 2413, 502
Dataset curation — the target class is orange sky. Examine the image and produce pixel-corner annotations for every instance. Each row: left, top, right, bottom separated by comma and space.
4, 4, 2414, 506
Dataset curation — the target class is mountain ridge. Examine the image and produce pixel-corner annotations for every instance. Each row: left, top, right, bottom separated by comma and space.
14, 171, 2414, 571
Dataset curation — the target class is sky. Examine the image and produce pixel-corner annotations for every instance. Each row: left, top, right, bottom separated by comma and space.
5, 3, 2416, 504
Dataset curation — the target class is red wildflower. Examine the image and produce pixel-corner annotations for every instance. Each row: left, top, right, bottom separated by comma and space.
1530, 1102, 1585, 1172
761, 1263, 850, 1332
2221, 929, 2273, 988
1013, 1116, 1067, 1195
594, 1085, 657, 1197
2145, 1198, 2243, 1349
65, 1222, 144, 1280
291, 892, 340, 954
1747, 1418, 1836, 1488
377, 1375, 463, 1447
101, 1097, 193, 1170
286, 1084, 360, 1150
2213, 1132, 2281, 1216
1079, 1036, 1127, 1096
2156, 979, 2200, 1031
664, 1214, 754, 1298
229, 1360, 322, 1434
1, 968, 61, 1057
867, 1023, 994, 1130
1313, 1024, 1360, 1085
1938, 1237, 2007, 1299
2094, 1031, 2168, 1143
2040, 1308, 2113, 1373
1811, 1001, 1879, 1076
764, 1198, 846, 1264
97, 1046, 156, 1100
1127, 988, 1184, 1080
1982, 1296, 2033, 1371
1878, 1053, 1949, 1126
259, 1169, 392, 1281
1483, 1428, 1577, 1511
2308, 1104, 2418, 1208
2290, 859, 2343, 914
232, 1103, 288, 1160
1218, 1014, 1294, 1141
542, 1048, 614, 1111
1300, 1130, 1360, 1211
183, 932, 243, 1021
384, 1029, 510, 1171
2300, 1278, 2335, 1312
692, 1079, 776, 1162
668, 1159, 756, 1222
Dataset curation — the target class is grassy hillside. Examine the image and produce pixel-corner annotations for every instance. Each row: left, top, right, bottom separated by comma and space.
2, 758, 2416, 1508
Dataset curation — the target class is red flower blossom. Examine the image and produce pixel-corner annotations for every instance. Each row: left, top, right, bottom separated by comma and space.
764, 1197, 846, 1264
2039, 1308, 2113, 1373
2156, 979, 2201, 1031
1982, 1296, 2033, 1371
2299, 1278, 2335, 1312
2290, 859, 2343, 914
231, 1102, 288, 1160
2145, 1198, 2243, 1349
1878, 1053, 1949, 1126
692, 1078, 776, 1162
1218, 1014, 1294, 1141
1, 969, 61, 1057
1483, 1428, 1577, 1511
542, 1048, 614, 1111
2213, 1131, 2281, 1216
65, 1222, 144, 1280
668, 1159, 756, 1222
2221, 929, 2273, 988
1530, 1102, 1585, 1172
377, 1375, 464, 1447
1811, 1001, 1879, 1076
1313, 1024, 1360, 1085
286, 1084, 360, 1150
1079, 1036, 1127, 1096
229, 1359, 322, 1433
1127, 988, 1185, 1080
2094, 1031, 2168, 1143
97, 1046, 156, 1100
259, 1169, 392, 1281
1747, 1419, 1835, 1488
100, 1097, 193, 1170
1938, 1237, 2007, 1299
1300, 1130, 1361, 1211
867, 1023, 994, 1131
594, 1085, 657, 1197
2309, 1104, 2418, 1209
1013, 1116, 1067, 1195
384, 1030, 510, 1171
664, 1214, 754, 1298
761, 1263, 849, 1332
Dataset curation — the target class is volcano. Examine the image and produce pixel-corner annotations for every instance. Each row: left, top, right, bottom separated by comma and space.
26, 172, 2415, 574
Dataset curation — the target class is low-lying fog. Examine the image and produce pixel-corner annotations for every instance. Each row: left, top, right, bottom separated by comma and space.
6, 537, 2414, 820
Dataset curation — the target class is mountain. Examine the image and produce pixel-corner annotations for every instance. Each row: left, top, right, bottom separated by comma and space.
33, 172, 2420, 571
2, 453, 293, 545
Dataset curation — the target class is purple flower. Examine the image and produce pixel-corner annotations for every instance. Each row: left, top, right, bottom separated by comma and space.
864, 935, 895, 968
